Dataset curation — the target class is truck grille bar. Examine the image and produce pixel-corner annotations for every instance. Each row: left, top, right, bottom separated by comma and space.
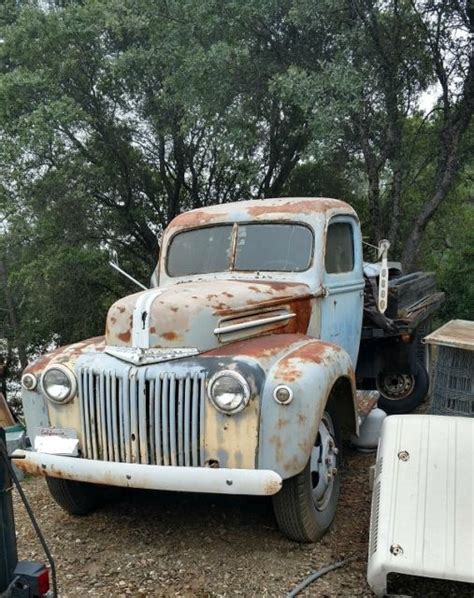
78, 368, 206, 466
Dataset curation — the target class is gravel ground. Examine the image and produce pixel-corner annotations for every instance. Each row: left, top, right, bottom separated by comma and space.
13, 445, 473, 597
14, 448, 374, 597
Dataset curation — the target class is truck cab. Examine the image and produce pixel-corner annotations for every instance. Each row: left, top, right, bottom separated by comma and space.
17, 197, 364, 542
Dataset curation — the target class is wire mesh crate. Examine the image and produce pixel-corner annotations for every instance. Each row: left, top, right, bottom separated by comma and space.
424, 320, 474, 417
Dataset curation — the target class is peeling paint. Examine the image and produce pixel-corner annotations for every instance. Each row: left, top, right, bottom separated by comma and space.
106, 280, 313, 352
24, 336, 106, 376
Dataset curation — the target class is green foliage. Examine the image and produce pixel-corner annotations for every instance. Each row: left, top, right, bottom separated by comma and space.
0, 0, 472, 379
421, 162, 474, 322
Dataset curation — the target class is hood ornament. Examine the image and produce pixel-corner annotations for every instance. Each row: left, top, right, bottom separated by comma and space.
104, 346, 199, 365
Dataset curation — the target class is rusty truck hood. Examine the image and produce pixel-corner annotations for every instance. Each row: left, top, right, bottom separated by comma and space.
105, 280, 313, 352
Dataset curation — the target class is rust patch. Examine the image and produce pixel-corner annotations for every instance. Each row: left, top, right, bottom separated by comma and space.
162, 331, 178, 341
246, 198, 345, 217
274, 359, 301, 383
205, 333, 306, 359
166, 197, 353, 234
356, 391, 379, 417
274, 340, 336, 382
212, 302, 228, 311
297, 413, 307, 426
118, 330, 131, 343
269, 434, 285, 470
13, 459, 45, 477
276, 417, 289, 430
217, 288, 317, 317
289, 341, 330, 363
257, 281, 291, 291
264, 478, 282, 495
24, 336, 106, 376
169, 209, 222, 228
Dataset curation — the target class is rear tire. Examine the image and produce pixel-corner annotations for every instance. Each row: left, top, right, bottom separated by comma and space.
377, 362, 429, 415
46, 477, 104, 515
272, 409, 341, 543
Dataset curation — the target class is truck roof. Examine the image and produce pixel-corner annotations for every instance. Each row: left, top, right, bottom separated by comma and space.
168, 197, 357, 230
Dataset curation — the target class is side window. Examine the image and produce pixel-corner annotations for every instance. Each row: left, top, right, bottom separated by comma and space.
325, 222, 354, 273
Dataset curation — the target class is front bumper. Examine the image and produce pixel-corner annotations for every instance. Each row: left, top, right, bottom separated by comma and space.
12, 450, 282, 496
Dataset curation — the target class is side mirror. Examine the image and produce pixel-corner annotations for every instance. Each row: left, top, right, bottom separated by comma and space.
108, 250, 147, 290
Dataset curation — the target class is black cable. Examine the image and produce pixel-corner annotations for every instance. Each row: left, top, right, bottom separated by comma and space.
0, 447, 58, 598
287, 555, 358, 598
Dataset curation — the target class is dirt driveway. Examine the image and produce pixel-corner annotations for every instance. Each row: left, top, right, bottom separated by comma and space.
13, 446, 472, 597
14, 448, 374, 597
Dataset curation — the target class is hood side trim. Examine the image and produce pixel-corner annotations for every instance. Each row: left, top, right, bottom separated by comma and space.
214, 312, 295, 335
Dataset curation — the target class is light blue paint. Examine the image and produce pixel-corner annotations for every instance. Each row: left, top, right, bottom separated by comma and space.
319, 215, 365, 365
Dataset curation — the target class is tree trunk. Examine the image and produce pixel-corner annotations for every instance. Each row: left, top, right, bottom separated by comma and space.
400, 149, 459, 271
401, 84, 474, 269
387, 162, 403, 249
401, 2, 474, 271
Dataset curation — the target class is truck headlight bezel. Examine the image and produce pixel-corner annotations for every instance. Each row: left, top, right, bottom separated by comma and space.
207, 370, 251, 415
21, 372, 38, 391
41, 364, 77, 404
273, 384, 294, 405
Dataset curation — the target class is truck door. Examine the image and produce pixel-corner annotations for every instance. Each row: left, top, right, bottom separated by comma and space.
319, 216, 364, 366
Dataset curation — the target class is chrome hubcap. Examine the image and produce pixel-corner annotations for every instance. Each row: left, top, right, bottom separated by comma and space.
310, 413, 339, 511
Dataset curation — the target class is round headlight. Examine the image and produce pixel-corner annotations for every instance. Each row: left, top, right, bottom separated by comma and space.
208, 370, 250, 414
41, 365, 77, 403
21, 372, 38, 391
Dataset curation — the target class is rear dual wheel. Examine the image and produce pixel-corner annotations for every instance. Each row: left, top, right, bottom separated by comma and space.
272, 409, 341, 543
376, 362, 429, 414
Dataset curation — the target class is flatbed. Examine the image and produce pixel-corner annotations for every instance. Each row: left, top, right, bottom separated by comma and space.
357, 271, 444, 413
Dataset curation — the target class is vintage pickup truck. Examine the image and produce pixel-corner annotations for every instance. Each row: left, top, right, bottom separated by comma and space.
15, 197, 442, 542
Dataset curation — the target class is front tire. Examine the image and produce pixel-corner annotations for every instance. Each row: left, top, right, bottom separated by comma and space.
46, 477, 104, 515
272, 410, 341, 543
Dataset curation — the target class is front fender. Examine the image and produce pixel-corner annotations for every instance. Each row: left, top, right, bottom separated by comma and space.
258, 339, 357, 479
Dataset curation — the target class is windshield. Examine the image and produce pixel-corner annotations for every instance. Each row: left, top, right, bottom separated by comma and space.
166, 223, 313, 276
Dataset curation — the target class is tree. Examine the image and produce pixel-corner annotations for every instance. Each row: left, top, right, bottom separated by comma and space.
0, 0, 472, 378
0, 0, 325, 362
400, 0, 474, 270
277, 0, 473, 268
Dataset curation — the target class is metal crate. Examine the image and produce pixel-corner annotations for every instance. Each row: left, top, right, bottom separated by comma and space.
424, 320, 474, 417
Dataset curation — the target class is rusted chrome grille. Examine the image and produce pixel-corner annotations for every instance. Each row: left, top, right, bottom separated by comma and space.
78, 369, 206, 466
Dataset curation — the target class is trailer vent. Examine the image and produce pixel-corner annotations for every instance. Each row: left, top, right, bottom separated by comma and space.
369, 480, 382, 556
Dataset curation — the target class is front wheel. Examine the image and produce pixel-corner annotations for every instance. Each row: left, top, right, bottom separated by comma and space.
376, 362, 429, 414
46, 477, 105, 515
272, 410, 341, 543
